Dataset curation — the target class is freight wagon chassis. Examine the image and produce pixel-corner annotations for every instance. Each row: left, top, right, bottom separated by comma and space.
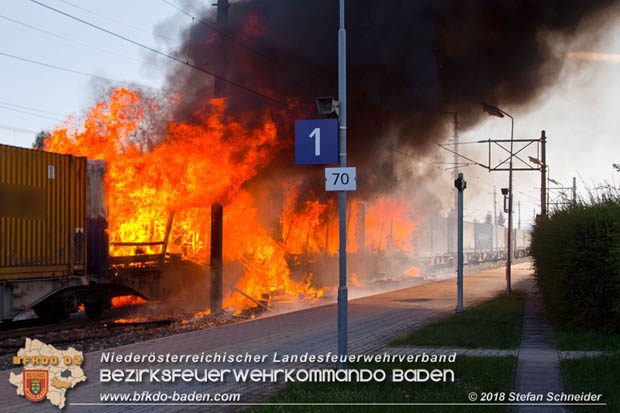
0, 276, 86, 322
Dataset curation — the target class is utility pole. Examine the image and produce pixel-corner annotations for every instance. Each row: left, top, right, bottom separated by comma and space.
452, 112, 459, 269
507, 113, 514, 295
216, 0, 229, 24
455, 173, 467, 313
547, 166, 550, 211
452, 112, 459, 196
572, 177, 577, 204
518, 200, 521, 229
493, 187, 497, 251
359, 202, 366, 254
541, 130, 547, 216
337, 0, 348, 370
444, 111, 459, 260
210, 203, 223, 314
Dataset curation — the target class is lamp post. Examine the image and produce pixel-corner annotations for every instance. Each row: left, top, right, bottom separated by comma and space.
337, 0, 348, 370
481, 103, 513, 294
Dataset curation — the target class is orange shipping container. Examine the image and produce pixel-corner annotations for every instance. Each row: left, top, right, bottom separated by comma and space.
0, 144, 87, 280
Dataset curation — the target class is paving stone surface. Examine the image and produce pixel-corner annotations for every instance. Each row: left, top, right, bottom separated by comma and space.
389, 346, 517, 357
510, 283, 566, 413
0, 263, 533, 412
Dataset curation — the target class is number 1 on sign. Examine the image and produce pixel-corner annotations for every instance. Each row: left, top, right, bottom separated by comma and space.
309, 127, 320, 156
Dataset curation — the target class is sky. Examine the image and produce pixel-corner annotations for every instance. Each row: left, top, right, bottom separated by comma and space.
1, 0, 619, 229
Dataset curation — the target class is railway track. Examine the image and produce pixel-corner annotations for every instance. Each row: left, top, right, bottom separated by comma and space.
0, 319, 97, 341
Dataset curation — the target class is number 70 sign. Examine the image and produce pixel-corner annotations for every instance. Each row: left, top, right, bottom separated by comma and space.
325, 167, 356, 191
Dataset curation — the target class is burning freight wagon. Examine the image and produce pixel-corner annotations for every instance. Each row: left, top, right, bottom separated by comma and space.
0, 143, 201, 322
0, 89, 532, 323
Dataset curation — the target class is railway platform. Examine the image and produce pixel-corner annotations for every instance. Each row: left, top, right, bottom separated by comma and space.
0, 262, 533, 412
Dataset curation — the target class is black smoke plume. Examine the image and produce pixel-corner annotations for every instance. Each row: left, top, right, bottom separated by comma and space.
161, 0, 616, 208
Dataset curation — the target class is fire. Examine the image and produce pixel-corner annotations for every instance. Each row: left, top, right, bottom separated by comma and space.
280, 188, 334, 255
111, 295, 147, 308
350, 273, 363, 288
114, 317, 148, 324
364, 196, 418, 252
281, 192, 419, 256
45, 88, 324, 312
44, 87, 422, 314
223, 190, 324, 311
193, 309, 211, 319
404, 266, 422, 278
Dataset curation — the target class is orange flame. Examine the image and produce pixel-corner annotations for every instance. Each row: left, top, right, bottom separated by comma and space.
45, 88, 323, 312
111, 295, 147, 308
281, 192, 420, 256
350, 273, 363, 288
45, 88, 422, 314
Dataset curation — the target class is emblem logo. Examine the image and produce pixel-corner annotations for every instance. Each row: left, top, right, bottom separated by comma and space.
23, 370, 48, 402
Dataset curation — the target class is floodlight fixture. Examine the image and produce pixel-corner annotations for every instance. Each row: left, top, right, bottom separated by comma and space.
316, 97, 340, 116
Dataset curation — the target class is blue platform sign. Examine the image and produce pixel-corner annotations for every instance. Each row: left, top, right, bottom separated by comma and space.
295, 119, 339, 165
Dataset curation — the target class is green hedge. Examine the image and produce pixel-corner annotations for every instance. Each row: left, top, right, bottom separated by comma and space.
531, 197, 620, 330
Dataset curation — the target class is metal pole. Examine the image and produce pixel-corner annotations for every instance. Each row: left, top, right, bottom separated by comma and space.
337, 0, 348, 370
453, 112, 458, 270
210, 203, 223, 314
506, 115, 513, 294
493, 187, 497, 251
572, 177, 577, 204
359, 202, 366, 254
547, 166, 550, 211
216, 0, 229, 24
456, 173, 465, 313
540, 130, 547, 216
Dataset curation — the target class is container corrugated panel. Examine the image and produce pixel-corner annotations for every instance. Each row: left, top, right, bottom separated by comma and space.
0, 144, 87, 279
496, 226, 506, 250
474, 222, 493, 250
463, 222, 476, 251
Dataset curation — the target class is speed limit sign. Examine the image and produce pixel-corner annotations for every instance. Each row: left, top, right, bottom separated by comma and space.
325, 167, 356, 191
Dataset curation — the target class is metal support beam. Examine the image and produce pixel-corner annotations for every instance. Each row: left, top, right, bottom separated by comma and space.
541, 130, 547, 216
455, 173, 466, 313
216, 0, 229, 25
210, 203, 223, 314
506, 115, 514, 295
337, 0, 348, 370
359, 202, 366, 253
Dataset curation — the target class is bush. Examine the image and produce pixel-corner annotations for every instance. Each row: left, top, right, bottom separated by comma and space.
531, 192, 620, 331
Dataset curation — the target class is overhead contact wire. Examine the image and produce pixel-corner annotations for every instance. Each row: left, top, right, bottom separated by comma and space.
28, 0, 288, 106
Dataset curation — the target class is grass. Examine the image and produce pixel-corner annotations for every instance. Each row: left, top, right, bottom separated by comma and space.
561, 354, 620, 412
391, 291, 525, 349
252, 356, 516, 412
553, 327, 620, 351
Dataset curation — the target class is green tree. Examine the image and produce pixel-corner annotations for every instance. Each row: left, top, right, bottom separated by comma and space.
497, 212, 506, 226
485, 211, 493, 224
